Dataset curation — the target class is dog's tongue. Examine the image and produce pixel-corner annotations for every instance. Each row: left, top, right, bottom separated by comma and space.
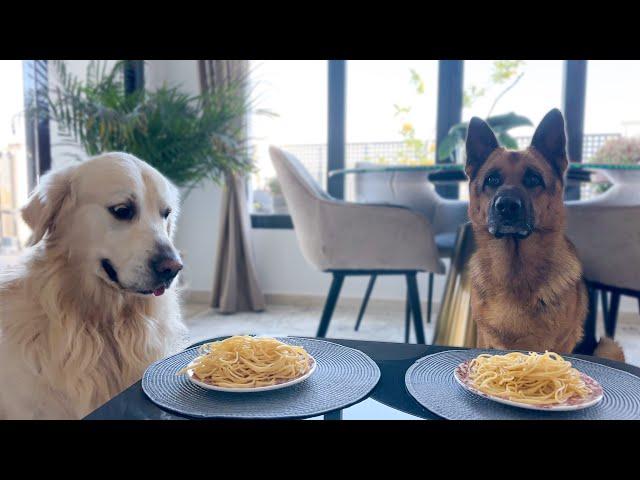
153, 287, 166, 296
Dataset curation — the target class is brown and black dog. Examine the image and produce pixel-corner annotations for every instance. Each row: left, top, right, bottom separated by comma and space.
465, 108, 623, 359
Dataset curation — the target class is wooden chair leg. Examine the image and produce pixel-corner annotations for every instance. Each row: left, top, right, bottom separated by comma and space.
406, 272, 425, 344
427, 272, 434, 324
354, 274, 377, 331
404, 289, 411, 343
605, 291, 621, 338
317, 273, 345, 338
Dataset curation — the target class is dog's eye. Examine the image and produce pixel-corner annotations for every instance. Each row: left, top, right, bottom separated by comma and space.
523, 172, 544, 188
484, 173, 502, 188
108, 204, 135, 221
162, 208, 171, 219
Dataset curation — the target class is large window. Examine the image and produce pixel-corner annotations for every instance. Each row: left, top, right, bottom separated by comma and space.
247, 60, 328, 217
0, 61, 30, 253
583, 60, 640, 155
345, 60, 438, 200
463, 60, 564, 144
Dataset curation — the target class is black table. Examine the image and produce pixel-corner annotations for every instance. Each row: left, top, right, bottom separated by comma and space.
84, 338, 640, 420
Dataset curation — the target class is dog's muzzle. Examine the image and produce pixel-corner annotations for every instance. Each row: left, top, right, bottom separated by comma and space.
488, 189, 533, 239
149, 248, 183, 290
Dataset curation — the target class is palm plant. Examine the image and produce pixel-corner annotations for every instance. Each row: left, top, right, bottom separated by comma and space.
36, 60, 266, 192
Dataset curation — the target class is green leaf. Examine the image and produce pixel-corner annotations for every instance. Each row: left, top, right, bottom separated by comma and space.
498, 132, 518, 149
437, 133, 460, 161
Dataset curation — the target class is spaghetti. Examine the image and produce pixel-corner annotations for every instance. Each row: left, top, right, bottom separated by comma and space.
467, 351, 592, 405
179, 336, 313, 388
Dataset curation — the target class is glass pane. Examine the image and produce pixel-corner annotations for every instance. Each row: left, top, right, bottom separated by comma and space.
584, 60, 640, 159
461, 60, 563, 200
346, 60, 439, 200
0, 60, 29, 254
463, 60, 563, 140
582, 60, 640, 198
247, 60, 328, 214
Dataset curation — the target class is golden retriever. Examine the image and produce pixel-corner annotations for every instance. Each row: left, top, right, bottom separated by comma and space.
0, 152, 187, 419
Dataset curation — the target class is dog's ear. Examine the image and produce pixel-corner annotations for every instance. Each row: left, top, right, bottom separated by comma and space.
465, 117, 499, 179
21, 165, 76, 246
530, 108, 568, 179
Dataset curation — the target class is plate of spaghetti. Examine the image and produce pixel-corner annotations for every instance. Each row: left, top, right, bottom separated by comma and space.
178, 335, 317, 392
454, 351, 604, 411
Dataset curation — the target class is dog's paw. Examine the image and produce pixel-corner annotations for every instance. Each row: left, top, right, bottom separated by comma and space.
593, 337, 625, 363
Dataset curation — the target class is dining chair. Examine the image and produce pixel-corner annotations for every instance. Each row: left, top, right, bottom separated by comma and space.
269, 147, 445, 343
566, 169, 640, 345
353, 163, 469, 328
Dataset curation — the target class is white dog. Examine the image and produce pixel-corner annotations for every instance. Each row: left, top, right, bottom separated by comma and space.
0, 152, 187, 419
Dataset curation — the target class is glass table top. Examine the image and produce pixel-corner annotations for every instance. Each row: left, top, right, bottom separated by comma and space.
329, 162, 640, 178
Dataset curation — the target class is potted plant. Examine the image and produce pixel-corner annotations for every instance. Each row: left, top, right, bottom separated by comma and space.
32, 60, 263, 194
267, 177, 287, 213
589, 136, 640, 194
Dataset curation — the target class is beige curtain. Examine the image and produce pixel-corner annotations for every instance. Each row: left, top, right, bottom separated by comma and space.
200, 60, 266, 313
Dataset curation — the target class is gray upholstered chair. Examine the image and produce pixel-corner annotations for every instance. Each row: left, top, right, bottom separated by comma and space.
353, 162, 469, 325
269, 146, 445, 343
566, 168, 640, 343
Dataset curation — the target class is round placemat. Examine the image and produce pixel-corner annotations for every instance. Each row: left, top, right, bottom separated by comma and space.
142, 337, 380, 419
406, 349, 640, 420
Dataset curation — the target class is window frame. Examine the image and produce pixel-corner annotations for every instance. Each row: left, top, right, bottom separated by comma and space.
23, 60, 52, 191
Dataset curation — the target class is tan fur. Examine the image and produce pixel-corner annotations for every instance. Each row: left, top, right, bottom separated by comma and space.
0, 153, 187, 419
593, 337, 625, 363
468, 145, 588, 353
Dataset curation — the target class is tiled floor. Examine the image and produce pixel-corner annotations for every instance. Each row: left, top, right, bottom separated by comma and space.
182, 301, 640, 367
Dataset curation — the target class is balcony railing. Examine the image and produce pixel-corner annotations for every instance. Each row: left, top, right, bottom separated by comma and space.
280, 133, 622, 188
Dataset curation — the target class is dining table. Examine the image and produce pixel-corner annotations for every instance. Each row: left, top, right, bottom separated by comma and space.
84, 336, 640, 420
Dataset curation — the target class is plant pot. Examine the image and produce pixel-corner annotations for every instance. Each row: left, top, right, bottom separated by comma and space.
272, 194, 288, 214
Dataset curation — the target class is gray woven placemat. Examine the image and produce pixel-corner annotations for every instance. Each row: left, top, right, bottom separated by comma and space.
406, 349, 640, 420
142, 337, 380, 419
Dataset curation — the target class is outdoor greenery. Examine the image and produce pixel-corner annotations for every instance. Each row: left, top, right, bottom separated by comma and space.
35, 60, 268, 191
376, 61, 533, 166
591, 136, 640, 165
590, 136, 640, 193
438, 60, 532, 162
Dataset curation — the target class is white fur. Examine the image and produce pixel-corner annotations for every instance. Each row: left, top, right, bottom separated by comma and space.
0, 153, 187, 419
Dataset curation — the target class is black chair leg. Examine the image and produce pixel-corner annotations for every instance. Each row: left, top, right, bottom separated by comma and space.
427, 272, 434, 324
404, 289, 411, 343
600, 289, 609, 326
406, 272, 425, 344
317, 273, 345, 338
574, 285, 598, 355
605, 291, 621, 338
355, 274, 377, 331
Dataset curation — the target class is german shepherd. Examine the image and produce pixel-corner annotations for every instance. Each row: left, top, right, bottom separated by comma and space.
465, 108, 623, 359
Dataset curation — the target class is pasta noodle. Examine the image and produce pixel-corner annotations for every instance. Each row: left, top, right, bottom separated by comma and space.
179, 336, 313, 388
467, 351, 592, 405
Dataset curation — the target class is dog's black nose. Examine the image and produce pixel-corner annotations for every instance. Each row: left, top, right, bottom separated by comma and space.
494, 195, 523, 221
150, 253, 183, 282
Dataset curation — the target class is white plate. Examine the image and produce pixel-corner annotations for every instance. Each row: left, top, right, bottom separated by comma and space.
453, 360, 604, 412
187, 355, 317, 393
